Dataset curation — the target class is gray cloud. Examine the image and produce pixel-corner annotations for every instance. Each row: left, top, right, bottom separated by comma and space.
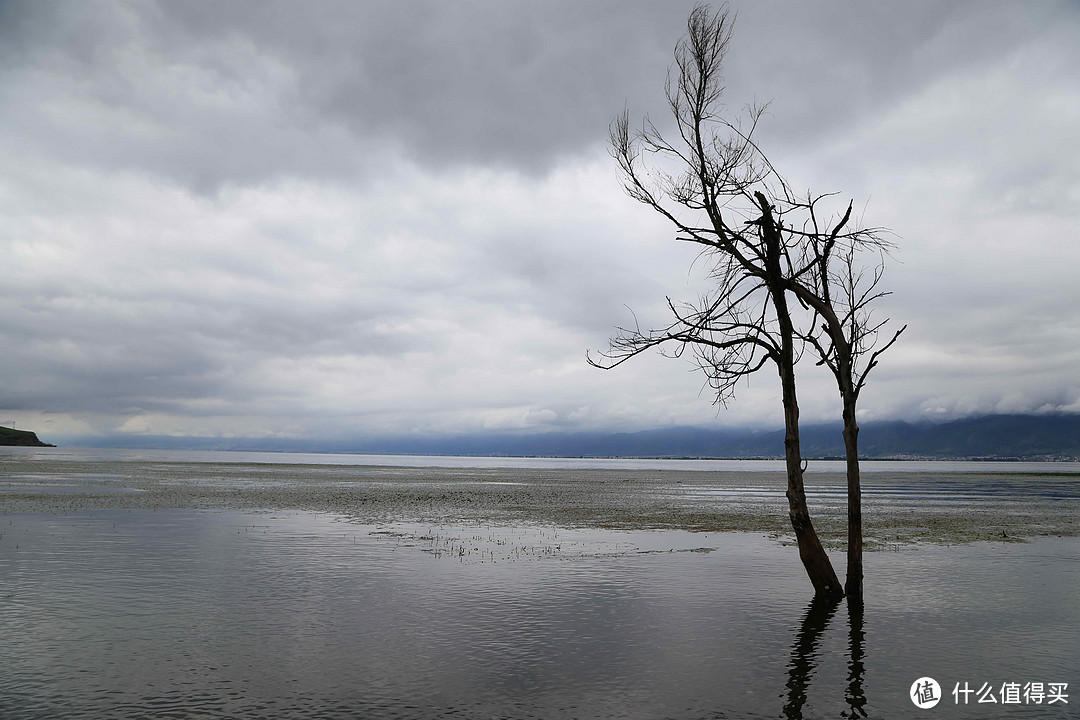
3, 1, 1070, 188
2, 0, 1079, 440
0, 0, 700, 193
155, 0, 692, 171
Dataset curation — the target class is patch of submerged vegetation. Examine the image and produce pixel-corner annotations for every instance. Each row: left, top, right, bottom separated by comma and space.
2, 459, 1076, 551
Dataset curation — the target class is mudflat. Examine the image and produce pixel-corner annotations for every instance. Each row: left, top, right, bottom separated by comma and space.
2, 457, 1077, 548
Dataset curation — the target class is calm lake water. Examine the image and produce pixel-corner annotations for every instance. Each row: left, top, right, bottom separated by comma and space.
10, 444, 1080, 473
1, 449, 1078, 718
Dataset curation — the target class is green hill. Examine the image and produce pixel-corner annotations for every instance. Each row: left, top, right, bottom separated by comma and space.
0, 426, 55, 447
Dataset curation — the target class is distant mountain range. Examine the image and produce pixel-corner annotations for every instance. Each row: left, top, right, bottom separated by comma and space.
56, 413, 1080, 460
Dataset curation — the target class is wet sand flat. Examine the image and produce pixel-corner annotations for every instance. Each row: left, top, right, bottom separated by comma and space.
2, 455, 1077, 547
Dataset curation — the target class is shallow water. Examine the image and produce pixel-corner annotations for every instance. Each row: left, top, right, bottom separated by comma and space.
8, 444, 1080, 473
3, 448, 1078, 547
1, 509, 1076, 719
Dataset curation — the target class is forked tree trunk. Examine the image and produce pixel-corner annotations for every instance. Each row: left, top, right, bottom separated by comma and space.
842, 398, 863, 600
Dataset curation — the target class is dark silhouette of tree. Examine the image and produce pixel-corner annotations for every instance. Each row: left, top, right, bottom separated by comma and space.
589, 3, 902, 599
791, 206, 905, 600
588, 3, 842, 598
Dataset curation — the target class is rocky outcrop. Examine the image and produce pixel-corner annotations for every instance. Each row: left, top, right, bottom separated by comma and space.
0, 427, 55, 447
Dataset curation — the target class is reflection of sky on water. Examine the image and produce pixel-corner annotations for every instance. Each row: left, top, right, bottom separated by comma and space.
674, 475, 1080, 526
0, 472, 144, 496
1, 510, 1076, 719
8, 446, 1080, 474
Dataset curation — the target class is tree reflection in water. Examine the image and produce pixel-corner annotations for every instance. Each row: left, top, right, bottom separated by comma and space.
783, 597, 867, 719
845, 600, 868, 718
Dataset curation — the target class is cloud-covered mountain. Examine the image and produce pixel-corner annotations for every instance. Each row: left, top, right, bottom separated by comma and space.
57, 414, 1080, 461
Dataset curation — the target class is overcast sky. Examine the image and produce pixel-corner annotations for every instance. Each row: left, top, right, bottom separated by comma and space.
2, 0, 1079, 442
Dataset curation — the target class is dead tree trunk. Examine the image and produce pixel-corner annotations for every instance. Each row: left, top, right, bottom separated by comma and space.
831, 329, 864, 601
780, 358, 844, 599
765, 196, 843, 600
841, 397, 863, 600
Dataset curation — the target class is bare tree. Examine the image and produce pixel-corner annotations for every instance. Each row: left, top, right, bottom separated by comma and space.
589, 4, 845, 598
590, 4, 904, 600
789, 203, 905, 600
